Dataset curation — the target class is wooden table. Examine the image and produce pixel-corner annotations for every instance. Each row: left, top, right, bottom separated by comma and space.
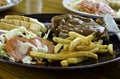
0, 0, 120, 79
0, 0, 74, 17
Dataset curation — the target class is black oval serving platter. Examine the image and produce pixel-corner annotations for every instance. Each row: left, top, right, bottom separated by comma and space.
0, 14, 120, 70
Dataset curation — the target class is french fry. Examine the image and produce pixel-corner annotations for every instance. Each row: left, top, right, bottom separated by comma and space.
89, 48, 99, 53
62, 44, 69, 52
53, 37, 71, 44
68, 31, 85, 38
63, 44, 69, 49
30, 51, 98, 60
69, 37, 82, 51
69, 37, 90, 51
92, 42, 108, 49
61, 60, 68, 67
66, 36, 74, 40
85, 32, 95, 41
68, 31, 94, 41
96, 39, 103, 45
76, 42, 95, 51
61, 57, 87, 67
108, 44, 113, 54
97, 49, 108, 53
54, 43, 63, 54
76, 42, 108, 51
97, 45, 108, 49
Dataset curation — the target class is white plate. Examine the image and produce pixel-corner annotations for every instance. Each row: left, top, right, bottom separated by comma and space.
0, 0, 22, 11
62, 0, 120, 20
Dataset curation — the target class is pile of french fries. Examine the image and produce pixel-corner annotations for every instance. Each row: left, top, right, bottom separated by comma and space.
30, 31, 113, 67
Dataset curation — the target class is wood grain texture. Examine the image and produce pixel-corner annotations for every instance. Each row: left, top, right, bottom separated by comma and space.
0, 0, 74, 18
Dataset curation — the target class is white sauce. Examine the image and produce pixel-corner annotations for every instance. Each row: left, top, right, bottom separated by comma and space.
17, 40, 35, 55
33, 39, 48, 53
22, 55, 35, 64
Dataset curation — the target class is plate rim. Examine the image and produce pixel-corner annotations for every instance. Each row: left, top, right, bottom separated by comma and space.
62, 0, 120, 19
0, 54, 120, 70
0, 0, 22, 11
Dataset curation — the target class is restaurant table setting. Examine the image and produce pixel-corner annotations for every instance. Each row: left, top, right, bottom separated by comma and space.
0, 0, 120, 79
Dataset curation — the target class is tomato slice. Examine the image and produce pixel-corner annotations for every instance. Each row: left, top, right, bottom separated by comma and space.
5, 37, 54, 61
6, 37, 30, 61
29, 37, 54, 54
79, 0, 96, 14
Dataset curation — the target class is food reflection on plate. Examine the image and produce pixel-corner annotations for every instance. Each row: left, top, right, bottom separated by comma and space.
0, 14, 115, 67
65, 0, 120, 18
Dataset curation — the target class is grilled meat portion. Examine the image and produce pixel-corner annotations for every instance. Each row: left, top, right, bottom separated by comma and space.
49, 14, 109, 41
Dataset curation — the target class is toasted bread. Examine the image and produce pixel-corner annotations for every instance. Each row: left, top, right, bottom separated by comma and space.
5, 15, 30, 22
1, 19, 44, 36
0, 22, 18, 30
4, 15, 47, 33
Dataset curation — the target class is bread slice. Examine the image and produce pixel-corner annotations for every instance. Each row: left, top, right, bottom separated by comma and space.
0, 22, 18, 30
5, 15, 30, 22
1, 19, 30, 29
1, 19, 44, 36
4, 15, 47, 33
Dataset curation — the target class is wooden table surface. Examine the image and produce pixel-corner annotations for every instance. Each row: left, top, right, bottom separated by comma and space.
0, 0, 74, 17
0, 0, 120, 79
